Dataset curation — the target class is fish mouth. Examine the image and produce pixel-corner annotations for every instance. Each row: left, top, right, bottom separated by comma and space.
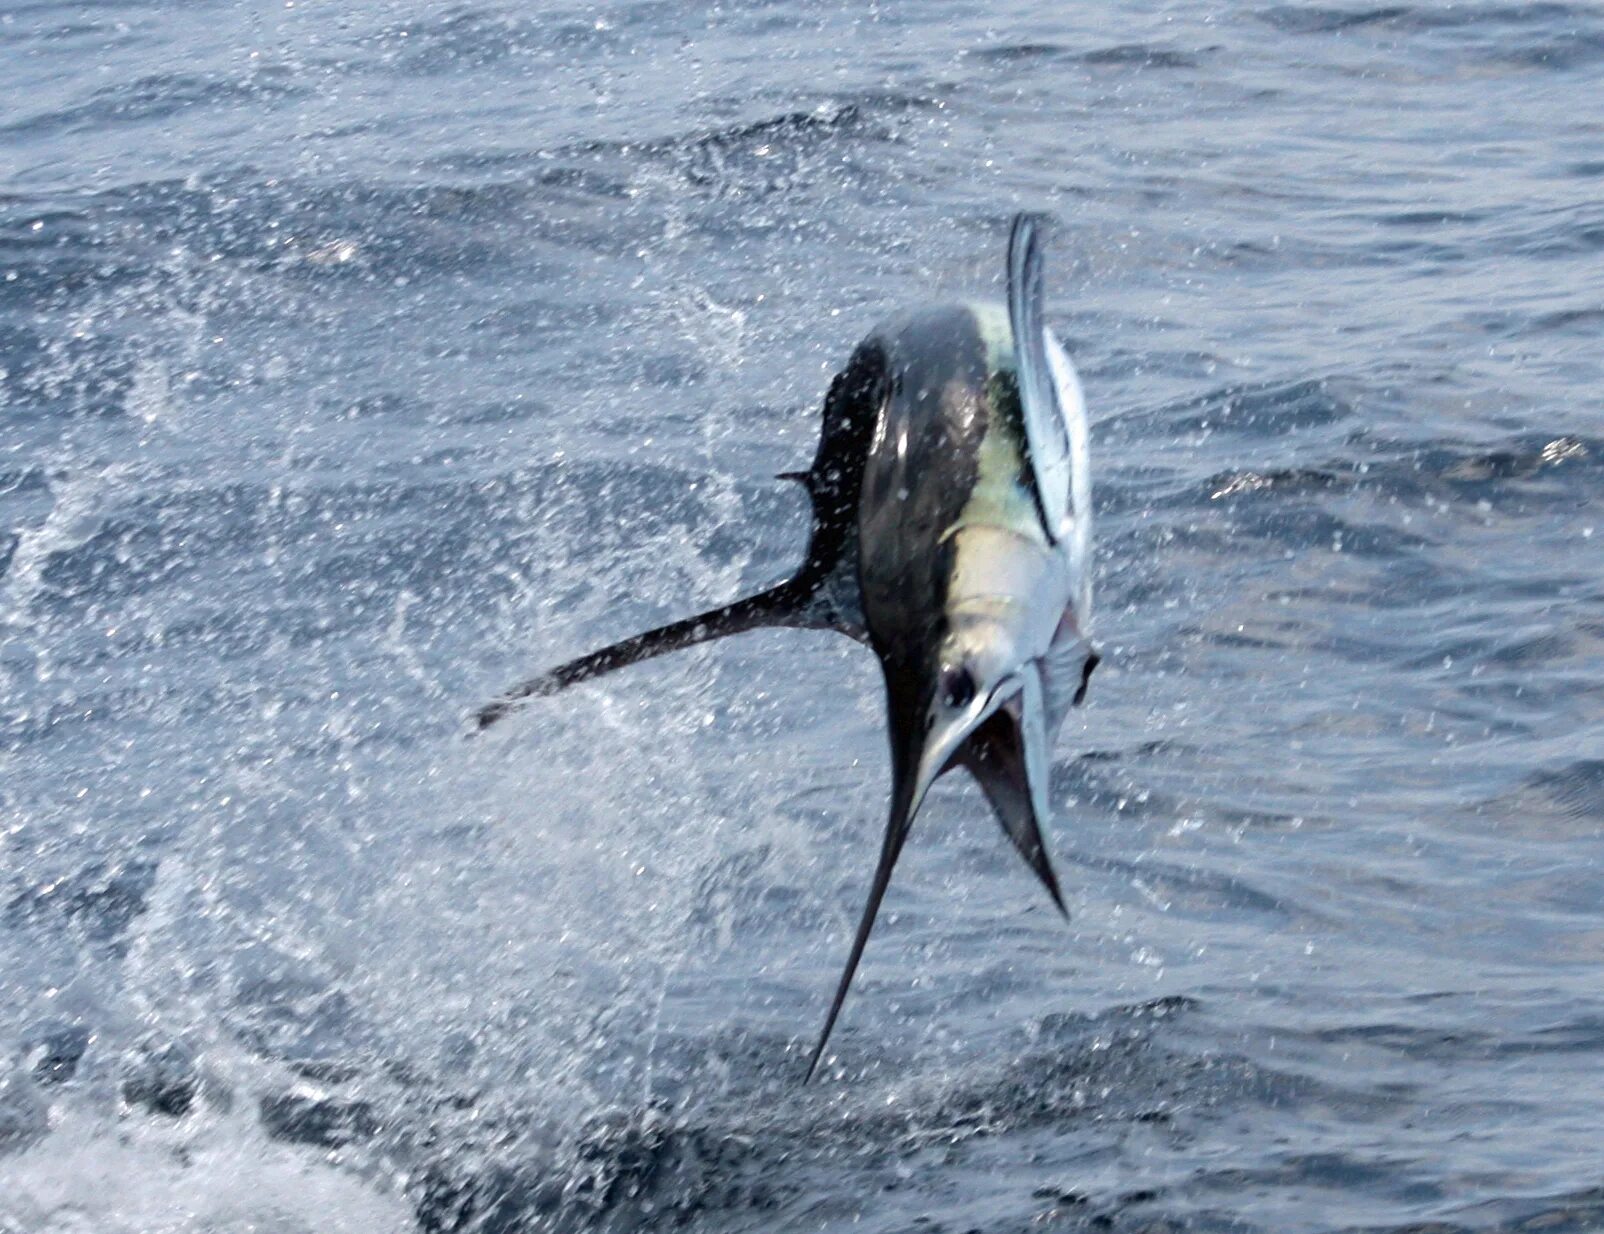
907, 673, 1025, 819
801, 670, 1030, 1081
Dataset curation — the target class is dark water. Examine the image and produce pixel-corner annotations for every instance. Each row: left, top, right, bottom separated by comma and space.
3, 1, 1602, 1230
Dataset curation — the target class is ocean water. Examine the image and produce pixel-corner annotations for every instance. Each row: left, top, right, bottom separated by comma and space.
2, 1, 1602, 1230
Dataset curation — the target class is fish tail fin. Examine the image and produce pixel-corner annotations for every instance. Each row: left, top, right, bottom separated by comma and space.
473, 579, 807, 731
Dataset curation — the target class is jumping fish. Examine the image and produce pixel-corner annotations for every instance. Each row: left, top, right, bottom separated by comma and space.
477, 214, 1097, 1080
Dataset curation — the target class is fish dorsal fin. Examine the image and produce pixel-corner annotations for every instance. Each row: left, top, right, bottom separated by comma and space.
782, 338, 887, 637
796, 340, 885, 569
1005, 213, 1075, 543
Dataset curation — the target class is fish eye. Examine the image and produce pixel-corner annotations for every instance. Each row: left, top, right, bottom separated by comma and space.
939, 664, 975, 710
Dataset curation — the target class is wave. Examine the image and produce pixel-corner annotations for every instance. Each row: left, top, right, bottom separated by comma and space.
965, 41, 1206, 71
1, 68, 304, 141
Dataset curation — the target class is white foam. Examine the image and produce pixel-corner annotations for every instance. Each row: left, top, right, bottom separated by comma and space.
0, 1107, 414, 1234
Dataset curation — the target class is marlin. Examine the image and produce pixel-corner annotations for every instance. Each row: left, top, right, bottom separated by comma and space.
477, 214, 1098, 1080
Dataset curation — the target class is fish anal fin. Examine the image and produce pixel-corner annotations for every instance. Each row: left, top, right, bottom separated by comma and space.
962, 677, 1069, 917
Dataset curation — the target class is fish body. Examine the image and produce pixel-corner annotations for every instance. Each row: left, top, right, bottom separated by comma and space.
477, 216, 1097, 1079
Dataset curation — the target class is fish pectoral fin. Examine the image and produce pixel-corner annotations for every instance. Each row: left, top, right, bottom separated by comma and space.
1073, 649, 1099, 707
473, 580, 811, 731
964, 671, 1069, 917
1005, 212, 1075, 541
1040, 623, 1097, 730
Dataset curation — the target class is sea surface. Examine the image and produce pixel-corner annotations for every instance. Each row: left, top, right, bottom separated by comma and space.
2, 1, 1602, 1231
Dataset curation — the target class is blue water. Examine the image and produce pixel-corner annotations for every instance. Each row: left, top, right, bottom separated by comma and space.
3, 2, 1602, 1230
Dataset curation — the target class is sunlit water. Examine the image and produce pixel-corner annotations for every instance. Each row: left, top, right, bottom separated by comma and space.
3, 2, 1602, 1231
